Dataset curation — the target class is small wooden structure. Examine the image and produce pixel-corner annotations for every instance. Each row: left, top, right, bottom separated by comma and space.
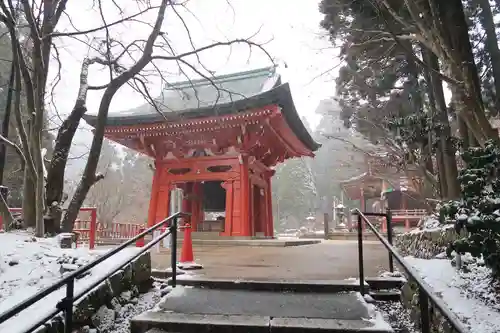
84, 67, 320, 239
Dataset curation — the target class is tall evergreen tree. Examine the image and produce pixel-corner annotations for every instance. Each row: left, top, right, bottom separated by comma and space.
272, 157, 317, 230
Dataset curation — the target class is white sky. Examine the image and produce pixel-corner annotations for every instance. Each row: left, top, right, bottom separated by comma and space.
50, 0, 339, 142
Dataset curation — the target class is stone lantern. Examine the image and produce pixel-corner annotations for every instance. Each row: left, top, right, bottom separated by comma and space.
334, 203, 348, 231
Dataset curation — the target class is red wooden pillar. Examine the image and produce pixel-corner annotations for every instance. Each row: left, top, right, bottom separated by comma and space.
259, 187, 267, 235
249, 180, 255, 236
182, 183, 192, 225
239, 155, 251, 237
222, 180, 234, 236
147, 162, 161, 227
191, 182, 202, 232
264, 175, 274, 238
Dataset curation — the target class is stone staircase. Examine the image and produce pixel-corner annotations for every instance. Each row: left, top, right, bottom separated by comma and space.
130, 276, 406, 333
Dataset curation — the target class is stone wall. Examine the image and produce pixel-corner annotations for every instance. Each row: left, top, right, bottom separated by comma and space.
394, 226, 458, 259
35, 252, 152, 333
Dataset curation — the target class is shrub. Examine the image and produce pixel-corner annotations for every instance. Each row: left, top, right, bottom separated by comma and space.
439, 141, 500, 277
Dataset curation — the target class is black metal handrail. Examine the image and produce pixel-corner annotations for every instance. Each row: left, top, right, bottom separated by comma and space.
0, 211, 186, 333
353, 208, 469, 333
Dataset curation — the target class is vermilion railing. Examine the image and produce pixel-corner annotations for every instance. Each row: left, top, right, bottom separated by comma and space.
0, 207, 143, 249
0, 207, 22, 229
0, 207, 99, 248
391, 208, 427, 218
74, 219, 143, 249
72, 207, 98, 249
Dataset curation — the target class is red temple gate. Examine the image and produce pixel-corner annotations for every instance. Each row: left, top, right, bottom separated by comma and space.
83, 67, 320, 239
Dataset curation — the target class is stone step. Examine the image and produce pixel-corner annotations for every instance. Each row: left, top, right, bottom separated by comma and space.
132, 312, 394, 333
131, 287, 394, 333
365, 277, 406, 290
168, 276, 368, 293
151, 268, 185, 279
369, 290, 401, 302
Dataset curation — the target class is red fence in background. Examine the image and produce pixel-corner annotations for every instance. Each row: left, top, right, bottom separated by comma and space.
72, 207, 98, 249
0, 207, 143, 249
0, 207, 22, 230
74, 219, 143, 249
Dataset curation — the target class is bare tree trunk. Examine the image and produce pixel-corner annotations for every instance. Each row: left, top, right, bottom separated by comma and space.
11, 57, 39, 228
17, 0, 59, 236
0, 63, 15, 184
45, 59, 94, 232
22, 167, 36, 228
476, 0, 500, 115
32, 126, 45, 236
62, 0, 170, 232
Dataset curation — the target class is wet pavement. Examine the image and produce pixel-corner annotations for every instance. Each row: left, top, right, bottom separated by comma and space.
151, 239, 390, 280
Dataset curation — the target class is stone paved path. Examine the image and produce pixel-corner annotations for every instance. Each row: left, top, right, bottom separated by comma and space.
151, 239, 390, 280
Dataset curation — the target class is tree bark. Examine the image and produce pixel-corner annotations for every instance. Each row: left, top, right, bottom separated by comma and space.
406, 47, 434, 174
437, 0, 498, 145
0, 63, 15, 184
426, 51, 460, 199
11, 57, 38, 229
421, 48, 448, 198
476, 0, 500, 115
22, 167, 36, 228
45, 59, 93, 232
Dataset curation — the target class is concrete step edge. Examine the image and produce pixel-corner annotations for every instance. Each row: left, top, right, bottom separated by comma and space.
131, 312, 394, 333
369, 290, 401, 302
365, 277, 406, 290
168, 277, 369, 293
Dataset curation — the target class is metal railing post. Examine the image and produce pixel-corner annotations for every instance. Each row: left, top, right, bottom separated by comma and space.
386, 208, 394, 273
356, 213, 365, 295
171, 216, 178, 288
63, 279, 74, 333
419, 287, 430, 333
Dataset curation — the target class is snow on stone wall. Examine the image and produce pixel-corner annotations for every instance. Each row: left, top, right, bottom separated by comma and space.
394, 216, 458, 259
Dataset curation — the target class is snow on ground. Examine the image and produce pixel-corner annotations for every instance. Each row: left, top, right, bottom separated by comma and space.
406, 256, 500, 333
354, 292, 394, 331
376, 301, 419, 333
0, 230, 141, 332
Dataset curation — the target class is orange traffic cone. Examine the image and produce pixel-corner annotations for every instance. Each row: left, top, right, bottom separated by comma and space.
135, 227, 146, 247
178, 223, 203, 270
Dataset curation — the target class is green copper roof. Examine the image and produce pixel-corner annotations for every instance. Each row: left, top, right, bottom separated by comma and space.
83, 66, 320, 151
113, 66, 280, 118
